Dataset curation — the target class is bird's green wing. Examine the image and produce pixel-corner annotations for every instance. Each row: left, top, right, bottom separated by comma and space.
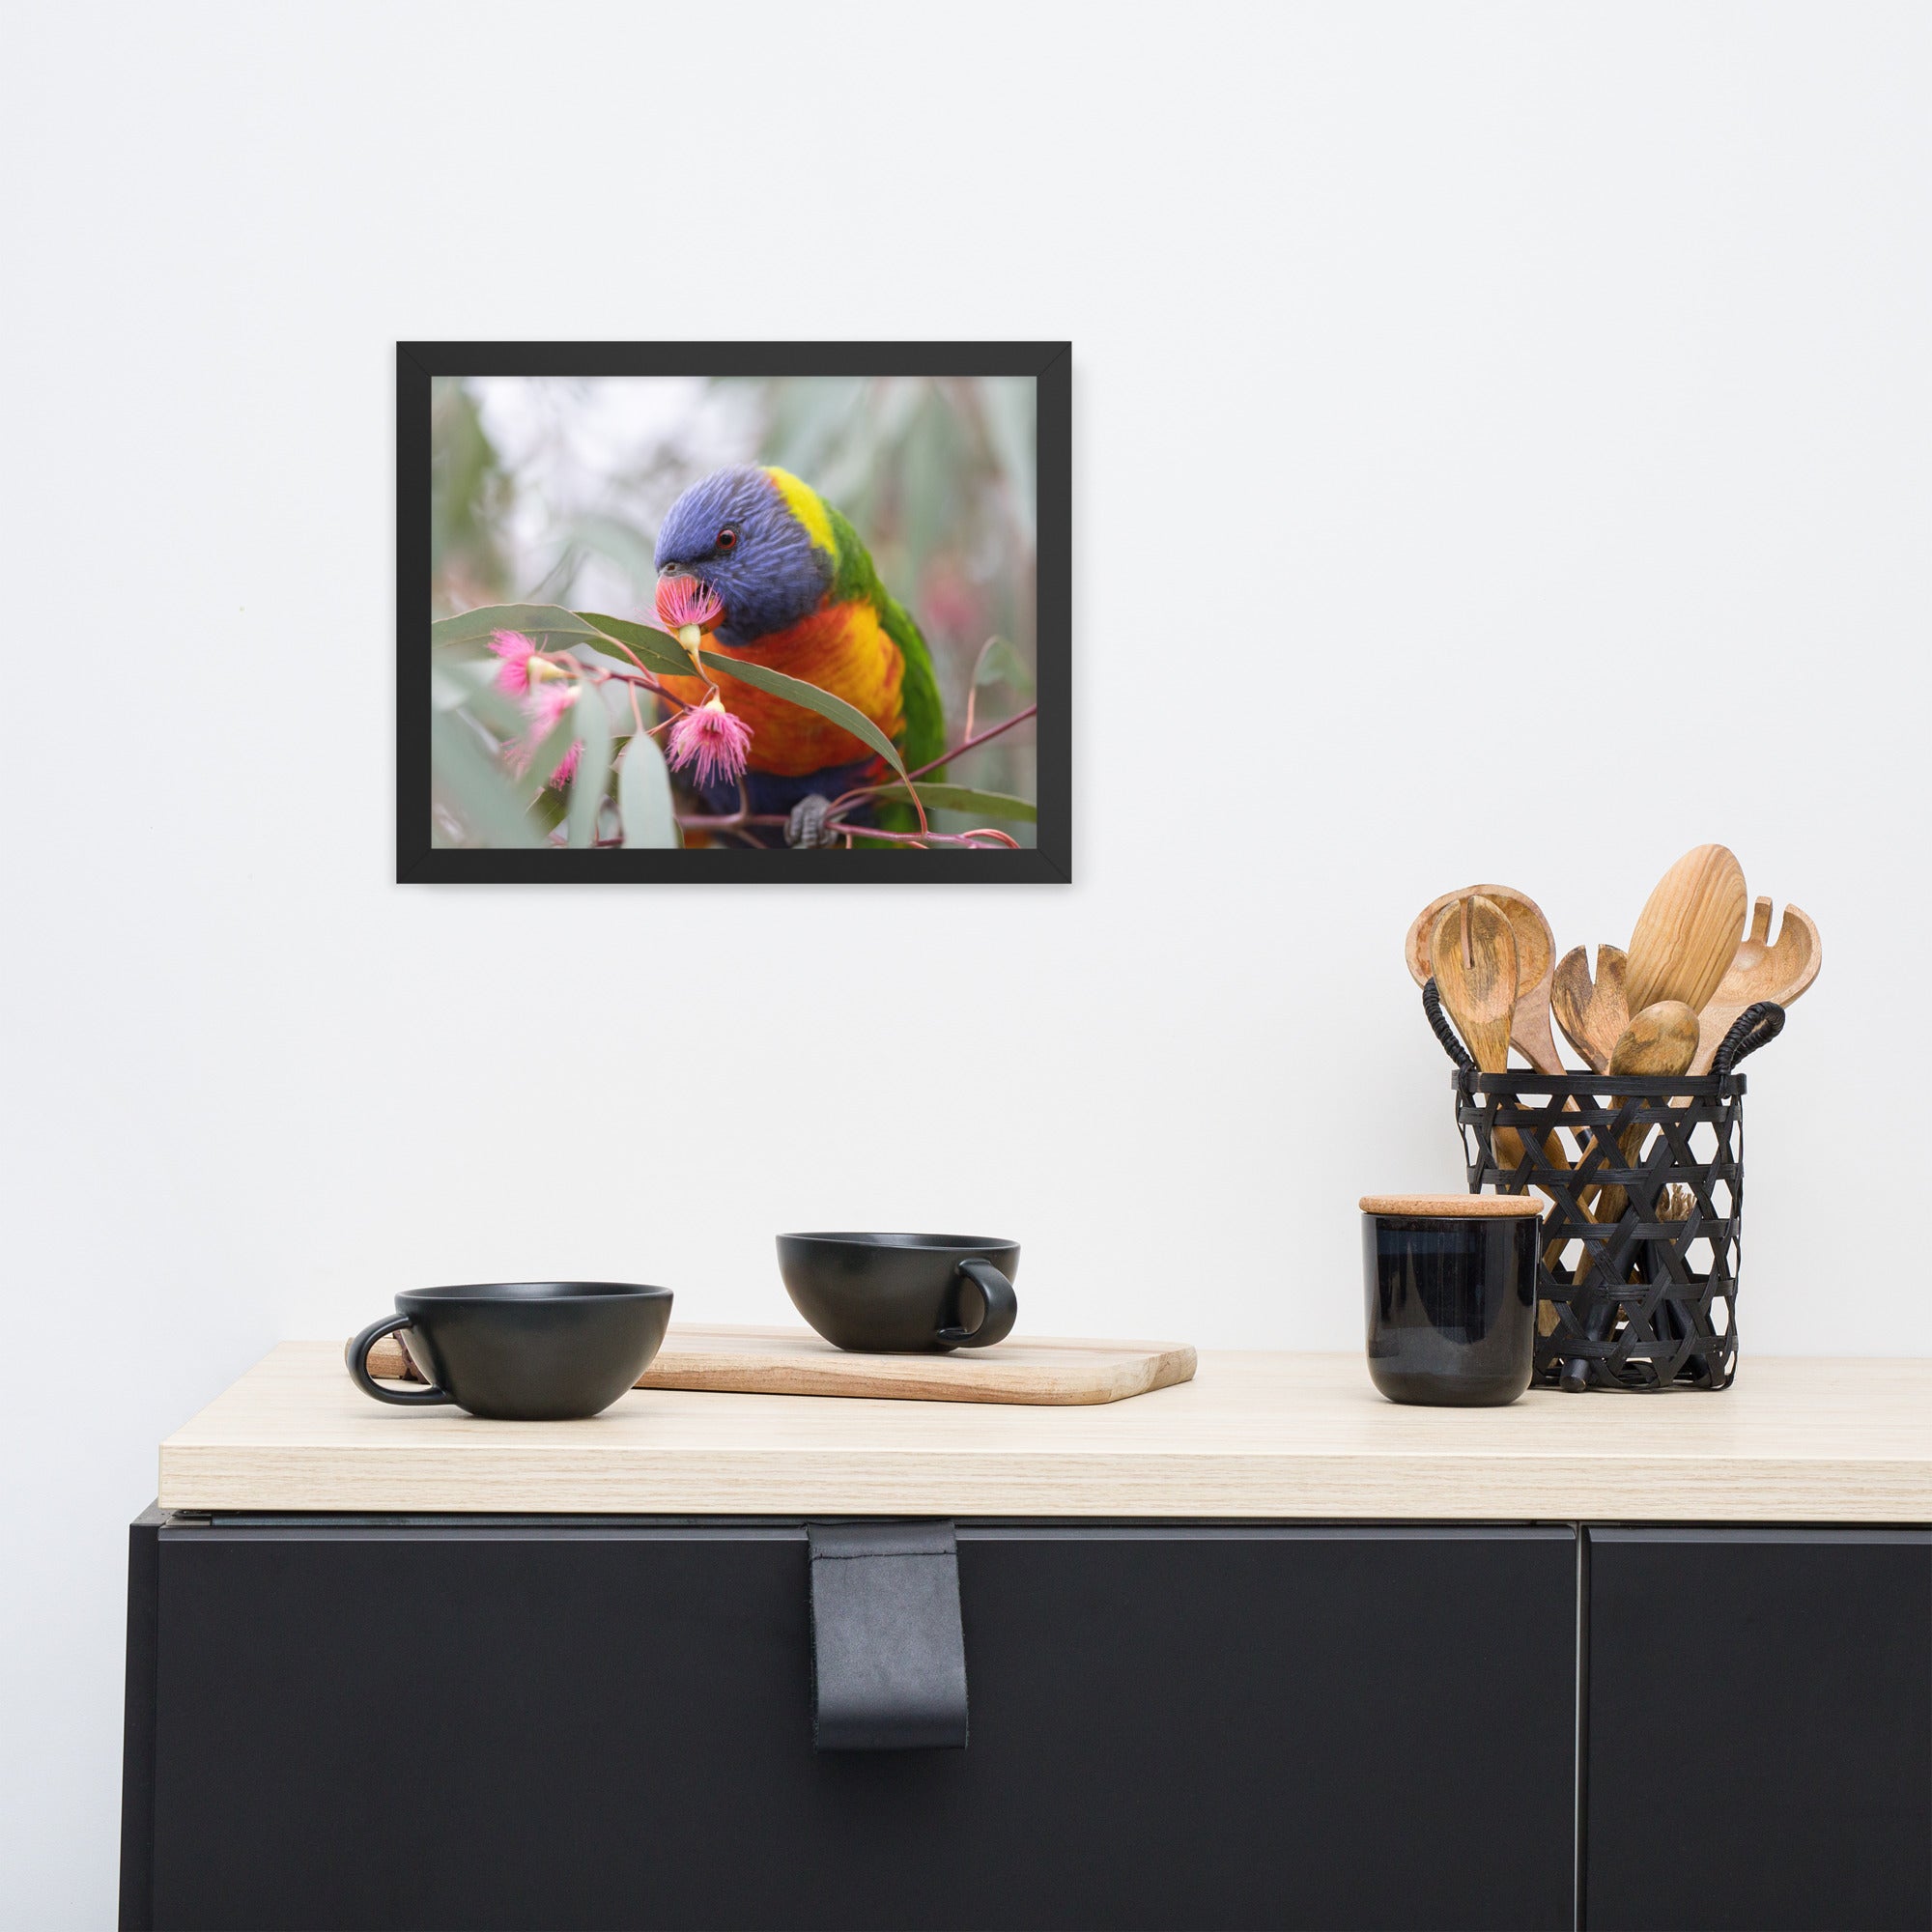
822, 498, 947, 777
876, 592, 946, 776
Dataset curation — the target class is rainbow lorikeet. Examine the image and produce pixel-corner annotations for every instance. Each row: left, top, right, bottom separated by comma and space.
651, 466, 945, 833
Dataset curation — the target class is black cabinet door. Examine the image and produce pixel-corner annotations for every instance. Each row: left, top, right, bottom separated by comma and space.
129, 1519, 1577, 1932
1585, 1528, 1932, 1932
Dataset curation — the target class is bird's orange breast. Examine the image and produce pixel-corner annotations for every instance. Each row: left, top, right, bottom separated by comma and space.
659, 599, 904, 778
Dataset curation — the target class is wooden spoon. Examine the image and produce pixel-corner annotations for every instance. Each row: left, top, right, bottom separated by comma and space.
1428, 896, 1516, 1073
1625, 844, 1748, 1017
1610, 1001, 1701, 1077
1690, 897, 1821, 1073
1551, 945, 1630, 1076
1561, 1000, 1702, 1389
1406, 884, 1563, 1074
1590, 999, 1703, 1219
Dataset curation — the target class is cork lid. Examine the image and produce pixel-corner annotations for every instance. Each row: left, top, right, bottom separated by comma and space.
1359, 1193, 1544, 1218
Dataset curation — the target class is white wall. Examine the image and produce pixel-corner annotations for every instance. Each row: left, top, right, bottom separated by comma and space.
4, 3, 1926, 1919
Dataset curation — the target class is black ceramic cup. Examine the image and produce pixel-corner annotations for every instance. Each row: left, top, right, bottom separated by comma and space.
344, 1282, 673, 1420
1360, 1196, 1542, 1406
777, 1233, 1019, 1353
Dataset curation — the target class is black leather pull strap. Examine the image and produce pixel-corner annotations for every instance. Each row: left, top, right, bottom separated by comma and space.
807, 1520, 968, 1751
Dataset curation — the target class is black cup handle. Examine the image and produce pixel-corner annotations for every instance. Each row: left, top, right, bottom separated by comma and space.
345, 1314, 454, 1406
938, 1258, 1018, 1349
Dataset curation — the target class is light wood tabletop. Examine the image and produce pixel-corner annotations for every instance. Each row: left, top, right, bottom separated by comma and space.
157, 1342, 1932, 1522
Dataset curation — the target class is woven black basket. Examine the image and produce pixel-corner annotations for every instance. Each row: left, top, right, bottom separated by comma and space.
1424, 988, 1785, 1391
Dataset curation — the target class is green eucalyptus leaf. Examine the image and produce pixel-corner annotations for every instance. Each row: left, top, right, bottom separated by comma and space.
522, 701, 582, 798
431, 603, 608, 651
908, 783, 1036, 823
696, 648, 909, 784
530, 783, 569, 835
565, 687, 613, 849
973, 634, 1035, 695
431, 649, 533, 738
459, 682, 536, 745
429, 711, 542, 849
431, 651, 526, 733
576, 611, 699, 679
618, 730, 680, 848
432, 659, 480, 711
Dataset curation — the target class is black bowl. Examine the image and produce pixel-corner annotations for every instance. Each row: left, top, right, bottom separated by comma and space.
347, 1282, 672, 1419
777, 1233, 1020, 1353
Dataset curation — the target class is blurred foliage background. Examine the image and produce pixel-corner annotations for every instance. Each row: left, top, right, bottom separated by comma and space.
430, 375, 1038, 838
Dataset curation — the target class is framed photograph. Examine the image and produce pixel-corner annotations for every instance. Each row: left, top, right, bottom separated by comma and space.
400, 341, 1068, 882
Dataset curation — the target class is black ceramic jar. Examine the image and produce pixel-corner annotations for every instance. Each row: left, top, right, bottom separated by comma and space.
1360, 1195, 1544, 1406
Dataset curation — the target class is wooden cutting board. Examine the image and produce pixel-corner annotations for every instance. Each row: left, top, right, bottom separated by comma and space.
363, 1322, 1196, 1407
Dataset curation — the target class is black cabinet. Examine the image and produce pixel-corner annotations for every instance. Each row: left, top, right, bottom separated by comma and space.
1584, 1528, 1932, 1932
127, 1512, 1931, 1930
121, 1517, 1577, 1932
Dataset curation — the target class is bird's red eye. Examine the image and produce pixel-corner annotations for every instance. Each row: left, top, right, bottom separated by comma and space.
716, 527, 737, 552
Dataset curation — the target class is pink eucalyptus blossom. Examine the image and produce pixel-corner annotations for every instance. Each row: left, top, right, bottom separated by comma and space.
507, 682, 583, 786
655, 575, 724, 635
666, 696, 753, 790
488, 629, 539, 696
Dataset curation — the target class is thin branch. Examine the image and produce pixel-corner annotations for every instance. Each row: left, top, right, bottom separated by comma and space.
905, 701, 1037, 784
824, 819, 1015, 848
676, 811, 787, 831
962, 635, 1009, 745
831, 703, 1038, 814
668, 808, 776, 838
552, 650, 695, 714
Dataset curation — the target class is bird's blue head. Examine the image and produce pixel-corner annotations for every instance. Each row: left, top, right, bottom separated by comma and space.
653, 465, 833, 647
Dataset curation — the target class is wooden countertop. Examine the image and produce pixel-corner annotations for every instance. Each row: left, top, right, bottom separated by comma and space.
156, 1343, 1932, 1521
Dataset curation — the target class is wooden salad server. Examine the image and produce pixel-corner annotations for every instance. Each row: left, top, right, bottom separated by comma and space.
1691, 897, 1821, 1073
1430, 895, 1556, 1172
1407, 884, 1565, 1076
1428, 895, 1517, 1075
1551, 945, 1630, 1077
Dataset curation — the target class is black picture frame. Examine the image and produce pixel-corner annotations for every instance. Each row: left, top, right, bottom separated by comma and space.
399, 341, 1070, 883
